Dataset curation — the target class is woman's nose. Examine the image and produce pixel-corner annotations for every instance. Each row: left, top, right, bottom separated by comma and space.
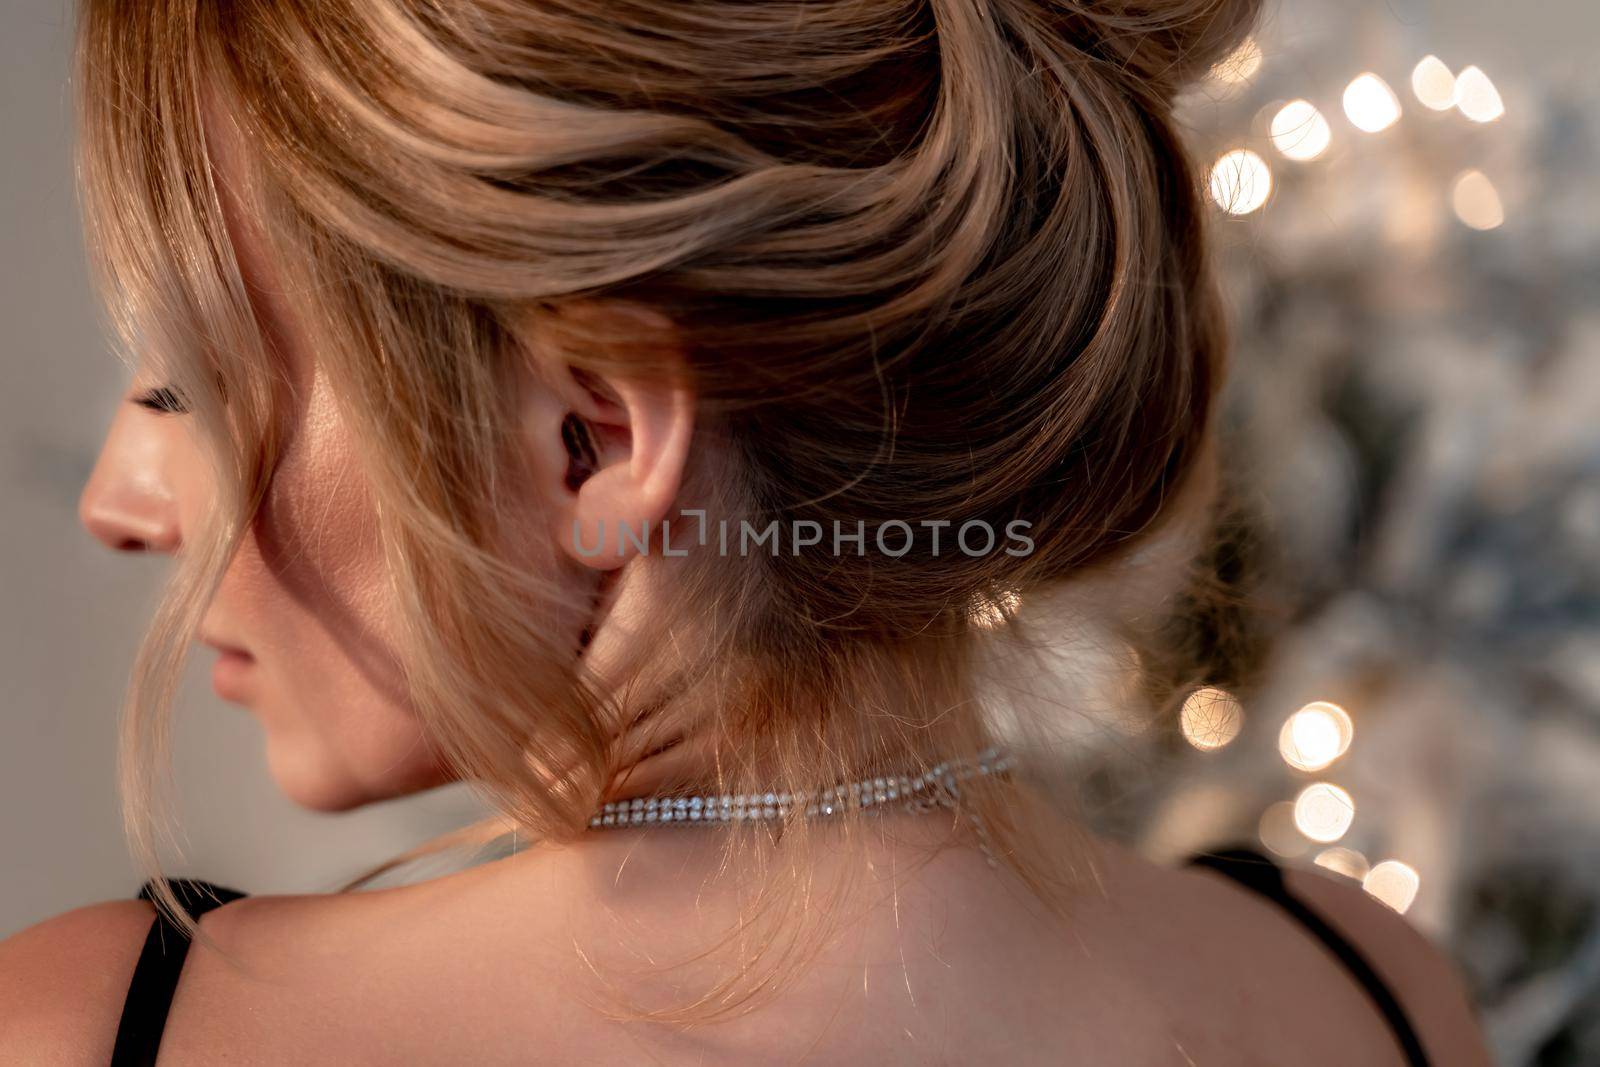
79, 407, 183, 554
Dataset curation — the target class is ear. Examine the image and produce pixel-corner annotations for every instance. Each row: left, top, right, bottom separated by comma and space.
522, 301, 695, 572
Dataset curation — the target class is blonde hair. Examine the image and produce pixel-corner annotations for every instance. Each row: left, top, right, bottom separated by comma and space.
75, 0, 1262, 1023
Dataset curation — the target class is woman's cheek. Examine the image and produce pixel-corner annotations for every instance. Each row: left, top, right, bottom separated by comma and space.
219, 369, 447, 806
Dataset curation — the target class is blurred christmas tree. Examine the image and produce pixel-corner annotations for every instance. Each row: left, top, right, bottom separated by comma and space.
1118, 6, 1600, 1064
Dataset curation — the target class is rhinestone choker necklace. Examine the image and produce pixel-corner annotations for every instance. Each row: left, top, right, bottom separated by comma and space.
586, 746, 1017, 865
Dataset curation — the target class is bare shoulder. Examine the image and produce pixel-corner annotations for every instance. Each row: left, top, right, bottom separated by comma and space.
0, 898, 155, 1065
155, 824, 1120, 1064
1280, 863, 1495, 1067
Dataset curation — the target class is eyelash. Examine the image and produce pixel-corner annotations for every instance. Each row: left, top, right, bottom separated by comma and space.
132, 385, 191, 415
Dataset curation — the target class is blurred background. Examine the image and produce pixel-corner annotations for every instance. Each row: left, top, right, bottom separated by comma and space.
3, 1, 1597, 1063
1136, 1, 1600, 1063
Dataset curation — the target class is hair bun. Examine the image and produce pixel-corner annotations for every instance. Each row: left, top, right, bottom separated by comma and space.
1044, 0, 1264, 102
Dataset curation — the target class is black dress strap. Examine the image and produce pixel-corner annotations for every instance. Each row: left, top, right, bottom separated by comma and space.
111, 878, 248, 1067
1186, 846, 1431, 1067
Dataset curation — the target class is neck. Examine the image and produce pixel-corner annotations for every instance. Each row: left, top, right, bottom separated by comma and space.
579, 551, 985, 811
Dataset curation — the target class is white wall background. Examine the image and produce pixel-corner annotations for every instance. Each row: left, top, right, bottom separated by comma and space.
3, 0, 1595, 936
0, 4, 482, 937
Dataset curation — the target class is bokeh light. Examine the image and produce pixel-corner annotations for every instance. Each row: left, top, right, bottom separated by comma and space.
1258, 801, 1310, 858
1181, 686, 1244, 750
1209, 149, 1273, 215
970, 589, 1021, 629
1452, 169, 1505, 230
1454, 66, 1505, 122
1411, 55, 1458, 110
1293, 782, 1356, 843
1343, 73, 1402, 132
1363, 860, 1422, 913
1279, 701, 1355, 771
1315, 847, 1371, 881
1270, 100, 1333, 161
1211, 36, 1263, 86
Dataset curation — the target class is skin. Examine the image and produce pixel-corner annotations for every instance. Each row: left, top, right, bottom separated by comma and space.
0, 107, 1494, 1067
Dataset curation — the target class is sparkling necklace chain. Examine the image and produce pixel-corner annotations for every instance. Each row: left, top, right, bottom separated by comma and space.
586, 746, 1017, 866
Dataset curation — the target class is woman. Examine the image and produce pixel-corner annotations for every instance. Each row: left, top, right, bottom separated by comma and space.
1, 0, 1491, 1063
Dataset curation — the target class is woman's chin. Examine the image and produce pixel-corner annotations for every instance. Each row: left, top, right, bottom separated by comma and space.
263, 736, 454, 812
264, 743, 377, 812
